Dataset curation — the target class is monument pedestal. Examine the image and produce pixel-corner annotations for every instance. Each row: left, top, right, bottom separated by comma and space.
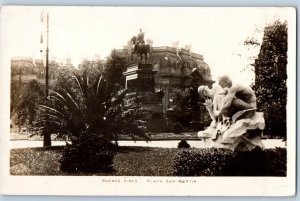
124, 63, 165, 130
124, 63, 157, 95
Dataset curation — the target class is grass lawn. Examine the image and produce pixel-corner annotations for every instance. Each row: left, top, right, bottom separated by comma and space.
10, 146, 179, 176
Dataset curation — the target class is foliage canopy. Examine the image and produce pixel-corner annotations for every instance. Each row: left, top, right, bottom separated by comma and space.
254, 20, 287, 138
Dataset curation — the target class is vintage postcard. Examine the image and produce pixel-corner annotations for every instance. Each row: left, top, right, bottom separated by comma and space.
0, 6, 296, 196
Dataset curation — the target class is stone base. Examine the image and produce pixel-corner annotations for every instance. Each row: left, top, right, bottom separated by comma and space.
198, 111, 265, 151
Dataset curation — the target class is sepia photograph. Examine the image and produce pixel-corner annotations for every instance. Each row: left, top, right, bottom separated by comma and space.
0, 6, 296, 196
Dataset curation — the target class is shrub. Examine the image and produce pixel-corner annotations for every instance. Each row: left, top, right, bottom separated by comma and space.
59, 135, 116, 173
173, 149, 234, 176
266, 148, 287, 176
224, 148, 287, 176
173, 148, 286, 176
173, 122, 183, 134
177, 140, 191, 149
144, 119, 171, 133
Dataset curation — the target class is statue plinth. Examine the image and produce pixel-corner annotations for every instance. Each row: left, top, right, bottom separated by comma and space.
123, 63, 158, 94
124, 63, 164, 121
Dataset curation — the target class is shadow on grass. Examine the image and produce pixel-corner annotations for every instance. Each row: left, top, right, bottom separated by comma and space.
18, 145, 153, 153
30, 146, 65, 151
116, 146, 153, 153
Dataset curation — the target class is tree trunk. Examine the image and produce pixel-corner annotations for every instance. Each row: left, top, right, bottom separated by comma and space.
43, 131, 51, 147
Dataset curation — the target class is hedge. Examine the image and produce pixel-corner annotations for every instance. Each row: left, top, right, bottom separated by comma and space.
173, 148, 286, 176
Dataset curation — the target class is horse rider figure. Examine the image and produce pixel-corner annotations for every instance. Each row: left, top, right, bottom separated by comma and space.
137, 28, 145, 45
130, 28, 151, 64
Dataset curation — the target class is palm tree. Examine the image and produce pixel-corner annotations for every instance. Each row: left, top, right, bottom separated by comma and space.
37, 66, 147, 142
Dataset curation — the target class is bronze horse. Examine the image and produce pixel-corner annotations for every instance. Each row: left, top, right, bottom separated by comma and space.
131, 36, 151, 64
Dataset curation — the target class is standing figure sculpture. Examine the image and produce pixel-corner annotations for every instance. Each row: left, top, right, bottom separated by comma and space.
130, 29, 151, 64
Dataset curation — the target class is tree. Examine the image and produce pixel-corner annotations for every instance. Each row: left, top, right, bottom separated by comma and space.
168, 87, 211, 130
253, 20, 287, 138
10, 82, 25, 118
10, 62, 36, 124
168, 87, 191, 112
103, 52, 128, 90
14, 79, 44, 131
53, 65, 77, 95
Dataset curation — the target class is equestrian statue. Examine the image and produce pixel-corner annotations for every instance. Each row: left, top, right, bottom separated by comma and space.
130, 29, 152, 64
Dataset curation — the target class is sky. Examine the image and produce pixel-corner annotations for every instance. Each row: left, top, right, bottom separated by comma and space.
1, 7, 291, 85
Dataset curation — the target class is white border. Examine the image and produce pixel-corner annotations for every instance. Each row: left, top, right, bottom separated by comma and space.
0, 6, 296, 196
